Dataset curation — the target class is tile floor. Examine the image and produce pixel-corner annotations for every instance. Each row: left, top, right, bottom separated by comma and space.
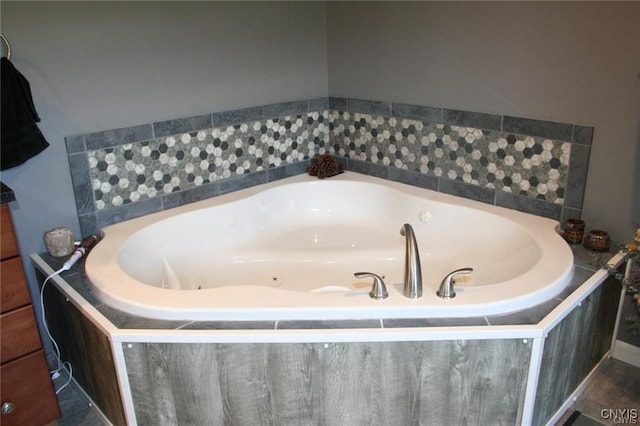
52, 356, 639, 425
558, 358, 640, 426
52, 372, 106, 426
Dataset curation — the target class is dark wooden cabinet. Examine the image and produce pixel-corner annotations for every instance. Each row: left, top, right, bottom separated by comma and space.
0, 205, 60, 425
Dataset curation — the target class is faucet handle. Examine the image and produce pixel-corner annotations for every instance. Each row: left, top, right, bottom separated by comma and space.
437, 267, 473, 299
354, 272, 389, 300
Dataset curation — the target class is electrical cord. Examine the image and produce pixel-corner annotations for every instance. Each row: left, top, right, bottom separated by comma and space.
40, 267, 74, 395
39, 236, 98, 395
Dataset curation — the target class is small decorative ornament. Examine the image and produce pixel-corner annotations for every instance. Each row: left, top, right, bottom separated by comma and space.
583, 229, 611, 252
562, 219, 585, 244
308, 154, 344, 179
44, 227, 75, 257
627, 227, 640, 252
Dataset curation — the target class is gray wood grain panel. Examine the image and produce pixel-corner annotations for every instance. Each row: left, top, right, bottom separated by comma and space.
219, 344, 274, 425
126, 343, 226, 425
124, 340, 531, 425
532, 275, 621, 425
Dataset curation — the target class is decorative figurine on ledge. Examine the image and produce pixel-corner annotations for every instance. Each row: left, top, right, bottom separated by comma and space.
308, 153, 344, 179
626, 227, 640, 252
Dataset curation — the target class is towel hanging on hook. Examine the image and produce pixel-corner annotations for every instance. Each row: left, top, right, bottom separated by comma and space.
0, 33, 11, 60
1, 33, 50, 170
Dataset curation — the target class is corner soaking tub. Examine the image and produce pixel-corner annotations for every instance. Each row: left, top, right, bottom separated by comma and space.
85, 172, 573, 320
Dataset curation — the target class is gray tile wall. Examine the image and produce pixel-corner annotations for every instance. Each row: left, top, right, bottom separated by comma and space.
66, 97, 592, 237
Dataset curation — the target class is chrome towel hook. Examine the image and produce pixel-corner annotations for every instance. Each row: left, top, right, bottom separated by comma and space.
1, 33, 12, 60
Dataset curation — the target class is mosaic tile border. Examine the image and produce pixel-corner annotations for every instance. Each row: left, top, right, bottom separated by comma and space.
88, 112, 328, 210
327, 97, 592, 225
330, 112, 570, 203
66, 97, 592, 237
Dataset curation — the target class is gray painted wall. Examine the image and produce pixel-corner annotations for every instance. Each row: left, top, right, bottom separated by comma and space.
327, 1, 640, 242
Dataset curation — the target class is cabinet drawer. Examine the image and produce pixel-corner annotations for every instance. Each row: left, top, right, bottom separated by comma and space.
0, 306, 42, 364
0, 257, 30, 314
0, 206, 19, 260
1, 350, 60, 426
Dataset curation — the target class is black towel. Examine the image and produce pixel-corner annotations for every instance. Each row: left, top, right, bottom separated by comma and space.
1, 57, 49, 170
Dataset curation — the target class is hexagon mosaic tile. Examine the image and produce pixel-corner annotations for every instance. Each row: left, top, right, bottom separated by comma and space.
68, 97, 593, 238
88, 112, 329, 209
330, 111, 569, 203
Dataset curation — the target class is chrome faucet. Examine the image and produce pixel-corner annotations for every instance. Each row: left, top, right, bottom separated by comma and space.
354, 272, 388, 300
437, 268, 473, 299
400, 223, 422, 298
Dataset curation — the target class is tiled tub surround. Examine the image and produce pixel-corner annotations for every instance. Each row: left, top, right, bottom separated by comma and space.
32, 246, 625, 425
66, 97, 592, 237
58, 99, 605, 424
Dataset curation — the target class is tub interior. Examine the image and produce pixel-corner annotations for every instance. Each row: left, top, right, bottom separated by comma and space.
117, 180, 542, 293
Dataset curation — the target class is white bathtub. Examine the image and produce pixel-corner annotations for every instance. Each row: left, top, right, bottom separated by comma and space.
85, 171, 573, 320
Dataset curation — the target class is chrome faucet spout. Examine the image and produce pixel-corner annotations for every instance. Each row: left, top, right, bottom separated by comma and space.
400, 223, 422, 298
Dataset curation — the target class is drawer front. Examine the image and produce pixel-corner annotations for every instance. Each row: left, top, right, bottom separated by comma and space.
1, 350, 60, 426
0, 306, 42, 364
0, 206, 19, 260
0, 257, 30, 314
